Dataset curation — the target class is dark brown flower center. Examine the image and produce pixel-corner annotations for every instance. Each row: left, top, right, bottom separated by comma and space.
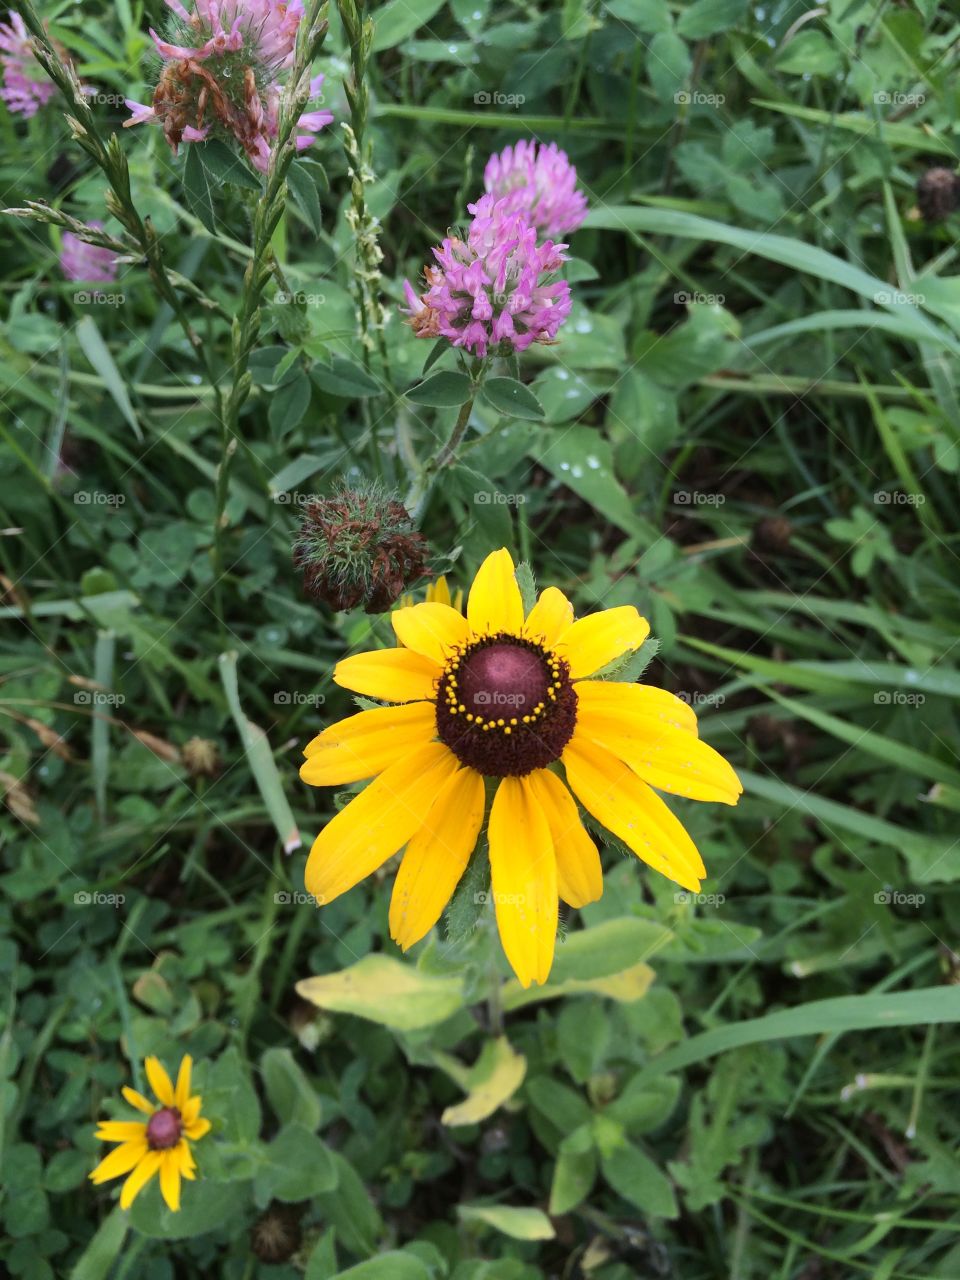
436, 634, 577, 777
146, 1106, 182, 1150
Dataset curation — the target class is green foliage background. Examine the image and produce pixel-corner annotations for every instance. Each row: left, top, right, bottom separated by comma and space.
2, 0, 960, 1277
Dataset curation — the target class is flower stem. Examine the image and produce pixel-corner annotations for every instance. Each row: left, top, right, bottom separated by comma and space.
405, 357, 484, 521
405, 393, 475, 521
213, 2, 330, 627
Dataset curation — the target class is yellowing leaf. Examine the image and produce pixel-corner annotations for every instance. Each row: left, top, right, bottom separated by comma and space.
502, 961, 656, 1012
458, 1203, 555, 1241
439, 1037, 527, 1127
296, 954, 465, 1030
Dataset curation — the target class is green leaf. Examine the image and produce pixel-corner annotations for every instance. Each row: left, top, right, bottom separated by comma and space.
75, 317, 142, 442
194, 138, 261, 191
333, 1257, 432, 1280
550, 1137, 597, 1215
775, 29, 843, 76
371, 0, 445, 50
583, 206, 960, 354
632, 986, 960, 1085
528, 426, 657, 540
218, 651, 302, 854
677, 0, 747, 38
268, 370, 312, 433
70, 1208, 128, 1280
526, 1077, 593, 1132
557, 917, 671, 984
205, 1046, 262, 1143
312, 355, 382, 398
287, 162, 323, 236
127, 1178, 246, 1240
296, 954, 465, 1029
602, 1141, 678, 1217
459, 1203, 555, 1241
315, 1154, 382, 1256
647, 31, 691, 101
182, 143, 218, 234
253, 1124, 338, 1205
406, 370, 473, 407
261, 1046, 322, 1131
480, 377, 545, 420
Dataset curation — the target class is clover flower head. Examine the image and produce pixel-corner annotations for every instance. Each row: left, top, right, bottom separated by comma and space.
60, 223, 118, 284
402, 193, 572, 359
0, 10, 57, 117
125, 1, 332, 173
293, 484, 430, 613
150, 0, 305, 71
483, 139, 588, 239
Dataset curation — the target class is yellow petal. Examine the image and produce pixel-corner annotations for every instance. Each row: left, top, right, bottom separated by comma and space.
392, 602, 472, 664
389, 766, 485, 950
488, 777, 558, 988
144, 1057, 174, 1107
174, 1056, 192, 1110
574, 679, 698, 735
119, 1150, 162, 1209
121, 1087, 155, 1115
181, 1095, 201, 1126
184, 1116, 211, 1141
563, 737, 705, 891
582, 715, 742, 804
523, 586, 574, 648
427, 575, 452, 608
334, 648, 441, 703
466, 548, 524, 636
304, 742, 460, 905
301, 701, 437, 785
159, 1151, 182, 1212
90, 1140, 148, 1184
554, 606, 650, 679
95, 1121, 148, 1143
525, 769, 603, 909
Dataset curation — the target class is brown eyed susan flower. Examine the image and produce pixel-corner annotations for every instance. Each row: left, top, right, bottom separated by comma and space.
300, 549, 742, 988
90, 1055, 210, 1212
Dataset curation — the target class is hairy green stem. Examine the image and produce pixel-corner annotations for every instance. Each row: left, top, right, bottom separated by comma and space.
213, 2, 330, 628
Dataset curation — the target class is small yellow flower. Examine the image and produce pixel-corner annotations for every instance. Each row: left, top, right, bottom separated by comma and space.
398, 574, 464, 613
90, 1055, 211, 1212
301, 549, 742, 988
